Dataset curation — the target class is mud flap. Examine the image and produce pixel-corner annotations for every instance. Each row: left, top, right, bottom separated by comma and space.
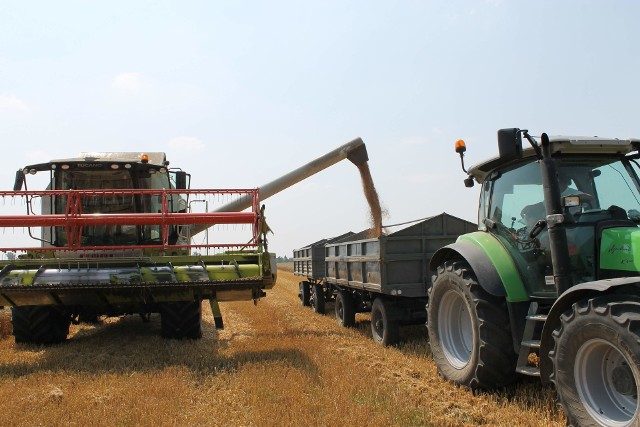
209, 298, 224, 329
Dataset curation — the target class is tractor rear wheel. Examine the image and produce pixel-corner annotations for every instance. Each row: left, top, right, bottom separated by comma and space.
11, 305, 70, 344
335, 289, 356, 327
299, 281, 311, 307
371, 297, 399, 346
159, 300, 203, 339
428, 260, 517, 389
551, 296, 640, 427
310, 283, 325, 314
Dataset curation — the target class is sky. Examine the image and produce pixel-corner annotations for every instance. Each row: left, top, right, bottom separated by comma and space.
1, 0, 639, 257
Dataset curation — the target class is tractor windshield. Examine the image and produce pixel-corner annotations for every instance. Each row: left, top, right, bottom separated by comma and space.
484, 155, 640, 295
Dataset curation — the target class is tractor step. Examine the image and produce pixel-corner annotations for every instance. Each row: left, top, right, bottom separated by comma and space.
521, 340, 541, 349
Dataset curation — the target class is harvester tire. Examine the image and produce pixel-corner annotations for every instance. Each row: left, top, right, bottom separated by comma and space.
371, 297, 399, 346
310, 283, 325, 314
428, 260, 516, 389
335, 289, 356, 327
551, 296, 640, 427
11, 306, 70, 345
299, 281, 311, 307
160, 300, 203, 339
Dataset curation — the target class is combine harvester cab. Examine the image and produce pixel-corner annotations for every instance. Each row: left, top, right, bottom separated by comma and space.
1, 152, 274, 343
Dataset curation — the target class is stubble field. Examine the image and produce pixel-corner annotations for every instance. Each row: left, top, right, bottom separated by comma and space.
0, 266, 565, 426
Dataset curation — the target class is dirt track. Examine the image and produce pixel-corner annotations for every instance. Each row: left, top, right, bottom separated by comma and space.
0, 269, 565, 426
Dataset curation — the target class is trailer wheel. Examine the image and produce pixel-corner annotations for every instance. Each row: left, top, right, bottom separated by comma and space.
371, 298, 399, 346
551, 296, 640, 427
159, 299, 203, 339
299, 281, 311, 307
11, 306, 70, 344
310, 283, 326, 314
335, 290, 356, 327
428, 260, 516, 389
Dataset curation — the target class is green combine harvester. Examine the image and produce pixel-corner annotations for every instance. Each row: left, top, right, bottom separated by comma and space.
0, 140, 369, 345
429, 129, 640, 426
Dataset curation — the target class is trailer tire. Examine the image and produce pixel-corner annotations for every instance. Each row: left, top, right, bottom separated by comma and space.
299, 281, 311, 307
428, 260, 516, 389
11, 306, 70, 345
310, 283, 326, 314
551, 296, 640, 427
335, 290, 356, 327
371, 298, 399, 346
160, 300, 203, 339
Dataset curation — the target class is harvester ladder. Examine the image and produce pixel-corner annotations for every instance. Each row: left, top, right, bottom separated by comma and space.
515, 301, 548, 377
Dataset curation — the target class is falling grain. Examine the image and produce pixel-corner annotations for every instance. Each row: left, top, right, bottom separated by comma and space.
357, 162, 387, 238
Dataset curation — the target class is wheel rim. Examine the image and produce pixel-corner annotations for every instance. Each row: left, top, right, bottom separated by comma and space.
438, 289, 473, 369
575, 338, 639, 426
372, 308, 384, 340
337, 298, 344, 322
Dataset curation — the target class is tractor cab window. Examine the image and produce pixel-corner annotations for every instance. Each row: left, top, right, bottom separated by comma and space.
485, 161, 549, 294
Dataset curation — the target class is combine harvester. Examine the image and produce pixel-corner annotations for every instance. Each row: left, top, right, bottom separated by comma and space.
0, 138, 369, 344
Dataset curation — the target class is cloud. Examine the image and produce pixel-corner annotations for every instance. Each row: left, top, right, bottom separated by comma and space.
167, 136, 205, 151
0, 94, 29, 112
111, 72, 151, 93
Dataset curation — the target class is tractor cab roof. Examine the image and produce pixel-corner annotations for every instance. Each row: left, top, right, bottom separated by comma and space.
468, 135, 640, 183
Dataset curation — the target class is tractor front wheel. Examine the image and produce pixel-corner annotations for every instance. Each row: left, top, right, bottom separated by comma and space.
551, 296, 640, 427
428, 260, 516, 389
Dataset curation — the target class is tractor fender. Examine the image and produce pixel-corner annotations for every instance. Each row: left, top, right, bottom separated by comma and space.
430, 232, 529, 302
539, 277, 640, 384
430, 241, 506, 298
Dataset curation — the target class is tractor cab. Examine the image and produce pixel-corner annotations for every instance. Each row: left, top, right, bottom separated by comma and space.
467, 134, 640, 296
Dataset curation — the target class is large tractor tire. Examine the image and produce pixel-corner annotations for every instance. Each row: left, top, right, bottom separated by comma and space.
428, 260, 517, 389
335, 289, 356, 327
299, 281, 311, 307
310, 283, 326, 314
159, 300, 203, 339
551, 296, 640, 427
371, 297, 399, 346
11, 305, 71, 345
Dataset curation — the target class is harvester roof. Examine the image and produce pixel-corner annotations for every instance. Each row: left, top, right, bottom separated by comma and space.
468, 135, 640, 183
22, 152, 168, 173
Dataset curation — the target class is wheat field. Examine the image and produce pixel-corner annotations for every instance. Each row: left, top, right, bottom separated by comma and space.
0, 267, 565, 426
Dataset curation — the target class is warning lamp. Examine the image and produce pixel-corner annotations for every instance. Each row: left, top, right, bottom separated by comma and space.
141, 153, 149, 163
455, 139, 472, 186
455, 139, 466, 154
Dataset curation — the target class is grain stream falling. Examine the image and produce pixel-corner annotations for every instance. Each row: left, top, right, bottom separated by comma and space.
357, 162, 387, 237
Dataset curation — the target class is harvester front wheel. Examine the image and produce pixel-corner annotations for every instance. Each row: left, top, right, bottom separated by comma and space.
371, 297, 399, 346
11, 306, 70, 345
299, 281, 311, 307
551, 296, 640, 427
335, 289, 356, 327
159, 300, 203, 339
310, 283, 326, 314
428, 260, 516, 389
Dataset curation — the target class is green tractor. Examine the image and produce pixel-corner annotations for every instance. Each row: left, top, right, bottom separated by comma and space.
429, 129, 640, 426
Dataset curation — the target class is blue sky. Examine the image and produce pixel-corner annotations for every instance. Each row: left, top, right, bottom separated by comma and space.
1, 0, 639, 256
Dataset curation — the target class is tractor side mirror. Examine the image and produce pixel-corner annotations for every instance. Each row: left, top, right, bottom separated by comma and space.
497, 128, 523, 162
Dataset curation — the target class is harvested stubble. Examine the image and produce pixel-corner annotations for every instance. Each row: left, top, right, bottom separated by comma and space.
0, 270, 565, 426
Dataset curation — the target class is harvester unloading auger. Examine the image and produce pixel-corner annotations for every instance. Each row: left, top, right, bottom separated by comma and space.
0, 138, 370, 344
